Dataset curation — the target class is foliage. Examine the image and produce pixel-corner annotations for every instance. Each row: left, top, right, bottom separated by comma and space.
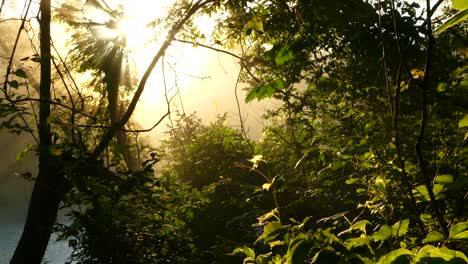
157, 112, 265, 263
56, 155, 208, 263
226, 0, 468, 263
158, 112, 255, 188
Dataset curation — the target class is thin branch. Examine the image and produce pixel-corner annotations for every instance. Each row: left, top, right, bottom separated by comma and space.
415, 0, 448, 236
6, 97, 96, 120
174, 38, 261, 84
390, 0, 423, 89
1, 0, 33, 94
393, 64, 427, 234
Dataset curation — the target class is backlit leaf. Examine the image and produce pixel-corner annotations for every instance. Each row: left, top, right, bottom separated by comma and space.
9, 80, 19, 89
14, 69, 27, 78
275, 47, 294, 66
436, 9, 468, 35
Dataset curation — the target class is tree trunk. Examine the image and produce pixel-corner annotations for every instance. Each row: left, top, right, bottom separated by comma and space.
106, 55, 140, 171
10, 0, 65, 262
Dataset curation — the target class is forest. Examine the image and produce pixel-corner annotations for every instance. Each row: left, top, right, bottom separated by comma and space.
0, 0, 467, 263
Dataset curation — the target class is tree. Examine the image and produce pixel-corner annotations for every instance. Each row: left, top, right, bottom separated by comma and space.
10, 0, 60, 262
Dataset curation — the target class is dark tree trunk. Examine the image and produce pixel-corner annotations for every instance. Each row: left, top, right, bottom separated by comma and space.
10, 0, 65, 262
106, 53, 139, 171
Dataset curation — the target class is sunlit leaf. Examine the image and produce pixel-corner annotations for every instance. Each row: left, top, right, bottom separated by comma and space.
414, 245, 468, 263
423, 231, 445, 243
459, 114, 468, 128
377, 248, 413, 264
436, 82, 448, 92
452, 0, 468, 10
345, 236, 371, 250
257, 208, 279, 225
449, 222, 468, 240
350, 220, 371, 234
262, 183, 272, 190
231, 246, 256, 259
420, 214, 432, 223
268, 240, 284, 248
372, 225, 392, 242
255, 221, 284, 244
411, 69, 425, 79
246, 15, 264, 32
434, 174, 454, 184
413, 185, 430, 202
248, 154, 264, 169
392, 219, 409, 237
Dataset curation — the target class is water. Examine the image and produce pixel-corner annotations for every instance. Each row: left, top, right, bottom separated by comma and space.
0, 221, 72, 264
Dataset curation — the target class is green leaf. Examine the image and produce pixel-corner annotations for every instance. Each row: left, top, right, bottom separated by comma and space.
350, 220, 371, 234
377, 248, 413, 264
423, 231, 445, 243
420, 214, 432, 223
459, 114, 468, 128
9, 80, 19, 88
437, 82, 448, 92
372, 225, 392, 242
273, 79, 286, 89
245, 84, 276, 102
452, 0, 468, 10
255, 221, 284, 244
246, 15, 264, 32
345, 236, 371, 250
436, 9, 468, 35
268, 240, 284, 248
434, 174, 454, 184
432, 184, 446, 200
414, 245, 468, 263
286, 233, 308, 264
413, 185, 430, 202
49, 145, 63, 156
14, 69, 27, 78
257, 208, 279, 225
448, 222, 468, 240
275, 47, 294, 66
232, 246, 256, 259
392, 219, 409, 237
